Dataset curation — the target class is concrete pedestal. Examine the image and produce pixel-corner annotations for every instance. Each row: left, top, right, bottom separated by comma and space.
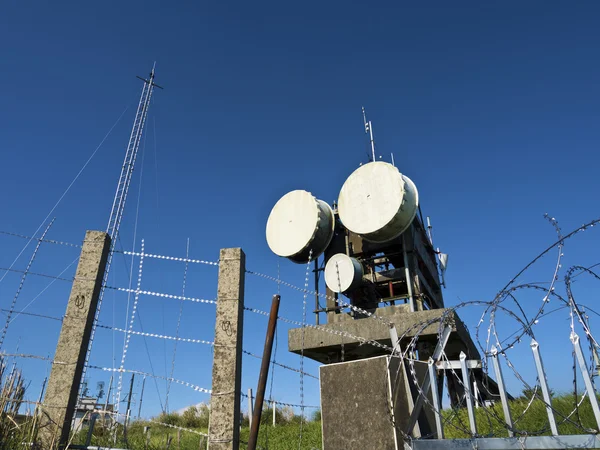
320, 355, 435, 450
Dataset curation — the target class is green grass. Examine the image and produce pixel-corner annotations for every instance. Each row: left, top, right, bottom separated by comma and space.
70, 393, 600, 449
443, 393, 600, 438
75, 420, 322, 450
239, 421, 322, 450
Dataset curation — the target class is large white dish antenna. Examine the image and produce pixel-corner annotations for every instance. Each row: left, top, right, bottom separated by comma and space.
338, 162, 419, 243
266, 190, 335, 264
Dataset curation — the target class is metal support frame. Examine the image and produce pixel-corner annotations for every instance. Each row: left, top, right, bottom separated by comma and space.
390, 324, 401, 354
407, 434, 600, 449
459, 351, 477, 435
436, 360, 481, 370
571, 332, 600, 430
491, 346, 513, 437
427, 358, 444, 439
530, 339, 558, 435
405, 325, 452, 435
405, 337, 600, 449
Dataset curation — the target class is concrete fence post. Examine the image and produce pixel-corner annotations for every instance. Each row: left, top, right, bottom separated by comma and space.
39, 230, 110, 449
208, 248, 245, 449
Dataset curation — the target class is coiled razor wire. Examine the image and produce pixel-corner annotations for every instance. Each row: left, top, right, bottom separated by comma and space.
395, 215, 600, 441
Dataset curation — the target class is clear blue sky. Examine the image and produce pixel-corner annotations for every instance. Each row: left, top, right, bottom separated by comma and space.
1, 1, 600, 422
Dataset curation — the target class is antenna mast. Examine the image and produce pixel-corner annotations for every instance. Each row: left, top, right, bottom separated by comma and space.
362, 107, 376, 162
79, 64, 162, 401
107, 64, 162, 238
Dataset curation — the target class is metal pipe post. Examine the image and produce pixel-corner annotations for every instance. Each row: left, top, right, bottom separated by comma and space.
247, 295, 281, 450
530, 339, 558, 436
124, 373, 135, 442
105, 375, 113, 412
138, 375, 146, 419
428, 358, 444, 438
491, 346, 513, 437
247, 388, 253, 429
571, 333, 600, 431
459, 352, 477, 435
405, 325, 451, 435
84, 414, 99, 446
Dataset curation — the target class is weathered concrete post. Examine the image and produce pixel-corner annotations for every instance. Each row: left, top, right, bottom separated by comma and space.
208, 248, 245, 449
39, 230, 110, 449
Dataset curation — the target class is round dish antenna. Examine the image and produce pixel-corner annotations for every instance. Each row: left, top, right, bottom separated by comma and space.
337, 161, 419, 243
266, 190, 335, 264
324, 253, 364, 293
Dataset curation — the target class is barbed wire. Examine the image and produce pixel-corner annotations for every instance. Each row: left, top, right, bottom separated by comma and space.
118, 250, 219, 266
242, 350, 318, 380
0, 308, 62, 322
0, 219, 54, 350
298, 250, 313, 448
0, 229, 82, 248
395, 215, 600, 443
0, 266, 74, 283
103, 285, 217, 305
244, 305, 392, 352
166, 238, 190, 413
246, 268, 393, 328
89, 365, 211, 395
0, 352, 67, 364
116, 239, 146, 416
246, 214, 600, 443
5, 213, 600, 444
98, 324, 215, 347
92, 408, 209, 438
241, 392, 318, 410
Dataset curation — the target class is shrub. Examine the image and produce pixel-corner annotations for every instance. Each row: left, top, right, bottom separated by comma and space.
311, 410, 321, 422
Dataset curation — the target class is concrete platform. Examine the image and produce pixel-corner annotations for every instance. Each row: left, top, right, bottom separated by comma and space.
289, 307, 480, 364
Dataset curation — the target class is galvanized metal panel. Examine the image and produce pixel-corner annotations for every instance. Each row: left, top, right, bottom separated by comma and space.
408, 434, 600, 449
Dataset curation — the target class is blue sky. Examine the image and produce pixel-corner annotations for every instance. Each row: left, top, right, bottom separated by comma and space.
1, 1, 600, 423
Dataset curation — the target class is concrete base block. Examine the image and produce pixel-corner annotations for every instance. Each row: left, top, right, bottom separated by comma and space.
320, 355, 435, 450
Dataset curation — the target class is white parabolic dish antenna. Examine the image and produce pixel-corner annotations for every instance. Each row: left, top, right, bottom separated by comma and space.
324, 253, 363, 293
266, 190, 335, 264
338, 161, 419, 243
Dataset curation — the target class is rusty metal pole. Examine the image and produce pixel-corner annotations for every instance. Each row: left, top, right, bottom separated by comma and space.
247, 294, 280, 450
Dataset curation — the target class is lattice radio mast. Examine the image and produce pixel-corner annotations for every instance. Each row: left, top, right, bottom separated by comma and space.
78, 64, 162, 400
106, 65, 162, 237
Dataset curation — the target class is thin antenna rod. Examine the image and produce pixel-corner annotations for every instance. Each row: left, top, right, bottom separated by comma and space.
362, 107, 376, 162
391, 153, 395, 167
426, 217, 433, 245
